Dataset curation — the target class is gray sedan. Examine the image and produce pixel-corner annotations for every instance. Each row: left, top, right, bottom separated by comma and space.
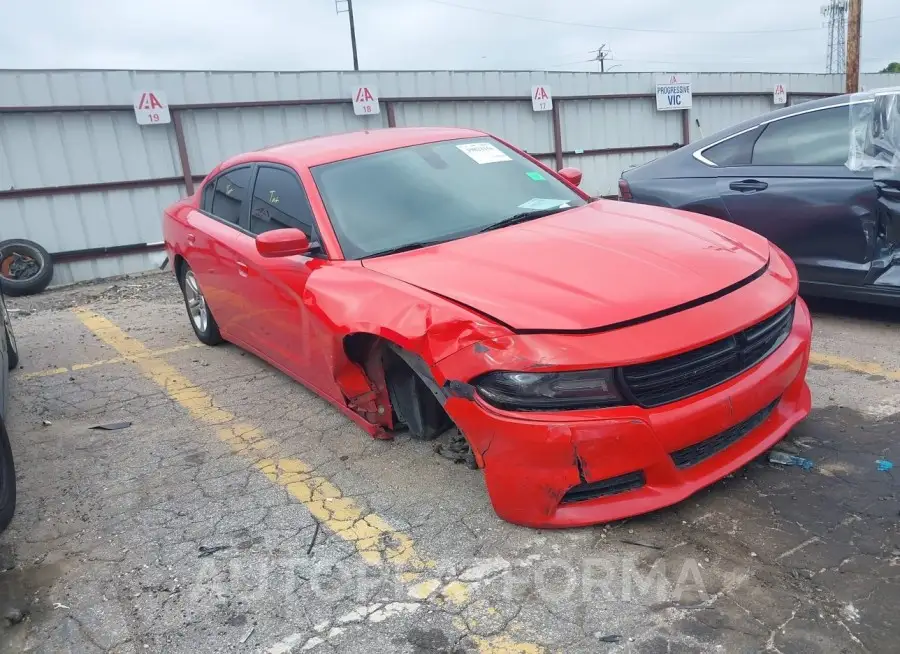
619, 95, 900, 307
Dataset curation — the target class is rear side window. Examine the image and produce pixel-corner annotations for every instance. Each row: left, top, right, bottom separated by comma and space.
249, 166, 316, 237
201, 182, 214, 211
210, 167, 252, 224
752, 106, 850, 166
700, 127, 761, 166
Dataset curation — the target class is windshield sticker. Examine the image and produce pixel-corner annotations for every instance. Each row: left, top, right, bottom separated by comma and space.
526, 171, 546, 181
518, 198, 570, 210
456, 142, 512, 164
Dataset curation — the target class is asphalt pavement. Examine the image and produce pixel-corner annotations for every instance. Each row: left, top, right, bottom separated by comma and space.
0, 273, 897, 653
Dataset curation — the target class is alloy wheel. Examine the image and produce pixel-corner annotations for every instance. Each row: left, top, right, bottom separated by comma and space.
183, 271, 209, 333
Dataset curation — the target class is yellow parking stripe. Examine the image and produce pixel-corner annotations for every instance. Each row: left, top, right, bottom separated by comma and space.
21, 343, 204, 379
73, 308, 430, 569
809, 351, 900, 382
73, 308, 542, 653
22, 367, 70, 379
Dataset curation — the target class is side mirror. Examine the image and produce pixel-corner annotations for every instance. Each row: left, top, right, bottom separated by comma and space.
558, 167, 583, 187
256, 228, 310, 258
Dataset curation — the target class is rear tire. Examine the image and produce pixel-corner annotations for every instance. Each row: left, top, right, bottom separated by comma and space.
179, 265, 223, 346
0, 419, 16, 532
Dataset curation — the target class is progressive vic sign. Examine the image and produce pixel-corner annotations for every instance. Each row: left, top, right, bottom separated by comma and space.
655, 75, 692, 111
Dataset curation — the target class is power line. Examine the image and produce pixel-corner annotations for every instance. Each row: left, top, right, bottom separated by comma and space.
423, 0, 900, 35
546, 58, 596, 68
546, 51, 828, 68
544, 54, 891, 69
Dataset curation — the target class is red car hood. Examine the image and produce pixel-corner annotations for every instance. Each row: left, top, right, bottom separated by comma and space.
362, 201, 772, 332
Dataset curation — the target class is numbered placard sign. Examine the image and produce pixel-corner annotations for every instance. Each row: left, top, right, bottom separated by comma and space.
773, 83, 787, 105
352, 86, 380, 115
133, 90, 171, 125
532, 85, 552, 111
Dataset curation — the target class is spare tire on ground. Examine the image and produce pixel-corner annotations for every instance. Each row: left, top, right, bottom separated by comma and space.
0, 238, 54, 297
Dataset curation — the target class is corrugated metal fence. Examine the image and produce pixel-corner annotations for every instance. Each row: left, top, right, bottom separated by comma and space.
2, 69, 899, 285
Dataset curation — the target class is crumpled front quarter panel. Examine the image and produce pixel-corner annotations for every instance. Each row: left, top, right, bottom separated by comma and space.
304, 264, 510, 366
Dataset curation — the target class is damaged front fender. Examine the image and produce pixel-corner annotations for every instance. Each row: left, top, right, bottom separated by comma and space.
302, 264, 510, 433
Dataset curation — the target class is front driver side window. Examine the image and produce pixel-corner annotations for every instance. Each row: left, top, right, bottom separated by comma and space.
249, 167, 316, 238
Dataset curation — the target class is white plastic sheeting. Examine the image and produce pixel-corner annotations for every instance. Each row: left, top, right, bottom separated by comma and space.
847, 87, 900, 172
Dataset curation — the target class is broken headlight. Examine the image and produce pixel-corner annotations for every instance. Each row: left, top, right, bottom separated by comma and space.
473, 369, 625, 411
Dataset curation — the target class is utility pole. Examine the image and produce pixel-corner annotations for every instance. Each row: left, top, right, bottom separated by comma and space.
846, 0, 862, 93
591, 45, 610, 73
347, 0, 359, 71
335, 0, 359, 71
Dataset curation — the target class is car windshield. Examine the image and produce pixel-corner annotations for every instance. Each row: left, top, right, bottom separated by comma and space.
311, 137, 587, 259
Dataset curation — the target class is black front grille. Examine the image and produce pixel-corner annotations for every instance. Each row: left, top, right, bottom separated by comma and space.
670, 397, 781, 468
622, 302, 795, 408
560, 471, 646, 504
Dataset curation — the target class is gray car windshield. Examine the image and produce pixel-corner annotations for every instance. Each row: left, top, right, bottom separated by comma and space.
311, 137, 586, 259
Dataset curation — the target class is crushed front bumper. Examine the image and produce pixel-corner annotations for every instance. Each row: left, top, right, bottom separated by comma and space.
440, 298, 812, 528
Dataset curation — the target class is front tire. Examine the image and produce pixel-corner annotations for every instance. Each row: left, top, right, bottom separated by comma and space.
180, 265, 223, 346
0, 419, 16, 532
384, 350, 452, 440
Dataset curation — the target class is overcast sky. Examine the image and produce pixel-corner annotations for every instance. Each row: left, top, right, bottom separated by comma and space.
1, 0, 897, 73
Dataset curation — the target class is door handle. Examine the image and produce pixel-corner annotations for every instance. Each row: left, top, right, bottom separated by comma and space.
237, 262, 249, 278
187, 233, 196, 245
729, 180, 768, 193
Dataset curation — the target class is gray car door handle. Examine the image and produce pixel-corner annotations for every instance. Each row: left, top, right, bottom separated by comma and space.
729, 180, 769, 192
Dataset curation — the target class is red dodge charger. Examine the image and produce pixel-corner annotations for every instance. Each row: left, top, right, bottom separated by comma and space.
163, 127, 812, 528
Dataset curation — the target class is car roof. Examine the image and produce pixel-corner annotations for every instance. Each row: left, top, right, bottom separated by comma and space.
218, 126, 487, 171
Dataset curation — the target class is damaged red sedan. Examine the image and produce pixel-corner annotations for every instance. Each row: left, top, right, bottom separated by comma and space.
163, 127, 812, 528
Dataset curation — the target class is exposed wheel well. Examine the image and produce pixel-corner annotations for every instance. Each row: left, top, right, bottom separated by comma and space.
342, 333, 454, 440
343, 333, 380, 367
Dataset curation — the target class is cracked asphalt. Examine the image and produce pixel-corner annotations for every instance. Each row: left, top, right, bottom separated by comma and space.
0, 272, 898, 653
